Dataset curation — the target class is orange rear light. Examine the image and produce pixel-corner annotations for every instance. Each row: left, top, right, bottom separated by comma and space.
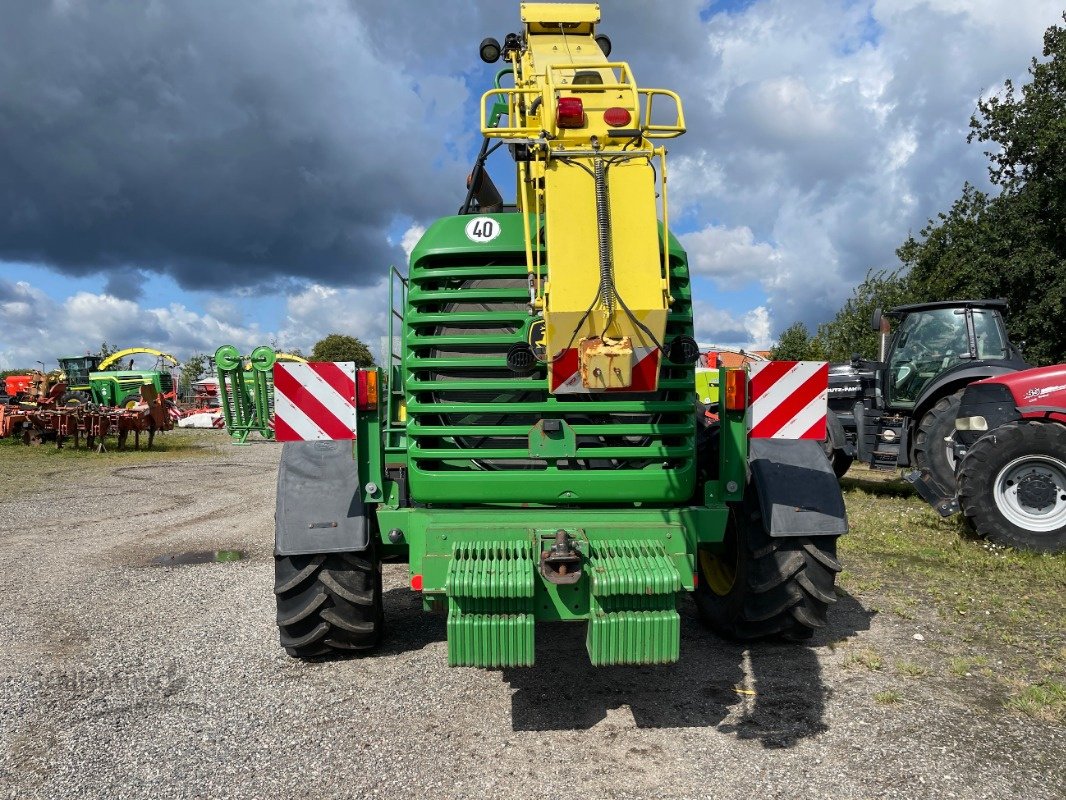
724, 368, 747, 411
356, 369, 378, 411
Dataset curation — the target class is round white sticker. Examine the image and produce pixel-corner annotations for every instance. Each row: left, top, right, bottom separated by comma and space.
464, 216, 502, 243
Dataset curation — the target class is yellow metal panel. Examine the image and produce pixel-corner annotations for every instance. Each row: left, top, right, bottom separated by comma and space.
522, 3, 599, 27
606, 159, 663, 314
543, 160, 599, 355
542, 156, 667, 364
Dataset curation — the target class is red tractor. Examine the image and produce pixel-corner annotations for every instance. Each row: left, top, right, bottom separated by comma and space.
909, 364, 1066, 553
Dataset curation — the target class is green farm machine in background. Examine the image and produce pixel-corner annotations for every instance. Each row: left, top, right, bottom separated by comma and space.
271, 3, 848, 668
57, 348, 177, 408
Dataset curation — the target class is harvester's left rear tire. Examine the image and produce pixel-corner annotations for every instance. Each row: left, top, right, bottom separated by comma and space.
695, 490, 842, 641
274, 546, 383, 659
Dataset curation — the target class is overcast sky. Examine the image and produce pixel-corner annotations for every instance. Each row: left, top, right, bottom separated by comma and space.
0, 0, 1061, 369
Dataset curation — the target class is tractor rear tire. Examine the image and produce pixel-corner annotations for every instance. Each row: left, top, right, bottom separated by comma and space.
274, 546, 383, 659
956, 421, 1066, 554
914, 390, 963, 494
61, 390, 92, 408
694, 490, 842, 641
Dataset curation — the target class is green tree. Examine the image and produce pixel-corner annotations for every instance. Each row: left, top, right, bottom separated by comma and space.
814, 268, 916, 361
99, 340, 125, 369
896, 15, 1066, 364
178, 353, 208, 395
310, 334, 375, 366
770, 322, 825, 361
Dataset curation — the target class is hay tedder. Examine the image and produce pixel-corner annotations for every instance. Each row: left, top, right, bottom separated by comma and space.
270, 3, 848, 667
213, 345, 307, 443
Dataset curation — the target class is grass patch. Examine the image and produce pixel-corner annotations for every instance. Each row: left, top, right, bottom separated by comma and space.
874, 689, 902, 705
840, 465, 1066, 714
843, 648, 884, 671
0, 430, 224, 500
894, 660, 929, 678
1004, 681, 1066, 723
948, 656, 990, 678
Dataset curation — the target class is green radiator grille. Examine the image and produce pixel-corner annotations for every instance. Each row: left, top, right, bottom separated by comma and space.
404, 246, 696, 504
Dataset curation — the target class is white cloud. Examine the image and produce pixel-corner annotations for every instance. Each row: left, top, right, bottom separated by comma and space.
0, 280, 265, 369
680, 224, 782, 286
693, 300, 773, 351
660, 0, 1061, 335
400, 224, 426, 261
278, 279, 391, 362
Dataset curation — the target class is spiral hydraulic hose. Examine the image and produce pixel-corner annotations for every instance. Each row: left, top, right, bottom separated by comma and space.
593, 156, 616, 317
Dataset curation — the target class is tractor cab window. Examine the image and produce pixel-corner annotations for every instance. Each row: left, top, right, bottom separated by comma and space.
888, 308, 969, 407
972, 309, 1009, 359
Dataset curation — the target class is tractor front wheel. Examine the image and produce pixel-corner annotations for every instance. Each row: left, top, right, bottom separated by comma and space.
957, 421, 1066, 554
694, 490, 842, 641
274, 545, 384, 659
914, 390, 964, 494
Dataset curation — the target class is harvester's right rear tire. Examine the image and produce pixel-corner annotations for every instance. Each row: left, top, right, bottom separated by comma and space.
274, 547, 383, 659
695, 490, 842, 641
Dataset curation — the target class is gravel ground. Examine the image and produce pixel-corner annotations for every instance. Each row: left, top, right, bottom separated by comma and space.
1, 432, 1062, 800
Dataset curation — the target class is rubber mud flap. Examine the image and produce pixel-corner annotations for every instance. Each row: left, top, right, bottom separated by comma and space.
749, 439, 848, 537
275, 441, 368, 556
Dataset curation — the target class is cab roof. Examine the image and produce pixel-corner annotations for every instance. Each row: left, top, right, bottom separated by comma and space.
887, 299, 1007, 316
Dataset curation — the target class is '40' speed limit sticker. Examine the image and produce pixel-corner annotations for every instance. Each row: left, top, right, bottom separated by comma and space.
464, 216, 501, 243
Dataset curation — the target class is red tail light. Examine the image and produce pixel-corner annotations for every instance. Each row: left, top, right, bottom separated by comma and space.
557, 96, 585, 128
356, 369, 378, 411
724, 369, 747, 411
603, 107, 632, 127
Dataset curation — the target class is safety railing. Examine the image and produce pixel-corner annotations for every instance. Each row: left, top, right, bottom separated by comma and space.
385, 265, 408, 451
480, 61, 685, 139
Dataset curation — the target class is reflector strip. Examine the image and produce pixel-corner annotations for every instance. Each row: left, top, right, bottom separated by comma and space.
748, 361, 828, 440
273, 361, 357, 442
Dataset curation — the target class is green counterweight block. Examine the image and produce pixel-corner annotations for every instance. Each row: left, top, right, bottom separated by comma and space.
585, 539, 682, 666
445, 541, 536, 668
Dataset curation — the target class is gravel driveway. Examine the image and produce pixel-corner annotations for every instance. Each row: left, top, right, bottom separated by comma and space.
1, 433, 1062, 799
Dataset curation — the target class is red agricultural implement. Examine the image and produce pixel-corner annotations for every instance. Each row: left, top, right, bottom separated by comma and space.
0, 384, 176, 450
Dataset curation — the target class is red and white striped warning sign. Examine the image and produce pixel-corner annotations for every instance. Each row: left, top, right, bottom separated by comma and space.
273, 362, 357, 442
550, 347, 660, 394
748, 361, 828, 440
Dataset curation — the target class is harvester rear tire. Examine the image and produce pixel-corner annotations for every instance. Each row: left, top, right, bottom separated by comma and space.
694, 490, 841, 641
956, 421, 1066, 554
274, 545, 383, 659
914, 390, 963, 495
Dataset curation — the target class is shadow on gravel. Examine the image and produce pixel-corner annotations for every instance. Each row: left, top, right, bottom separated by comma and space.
503, 592, 874, 743
375, 587, 447, 656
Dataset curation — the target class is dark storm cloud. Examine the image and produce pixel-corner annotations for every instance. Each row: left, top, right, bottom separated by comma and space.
0, 0, 470, 291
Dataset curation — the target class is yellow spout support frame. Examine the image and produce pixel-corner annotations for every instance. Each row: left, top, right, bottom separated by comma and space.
481, 2, 685, 392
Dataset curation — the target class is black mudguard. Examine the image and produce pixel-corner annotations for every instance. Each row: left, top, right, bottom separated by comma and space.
275, 441, 369, 556
748, 439, 849, 537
